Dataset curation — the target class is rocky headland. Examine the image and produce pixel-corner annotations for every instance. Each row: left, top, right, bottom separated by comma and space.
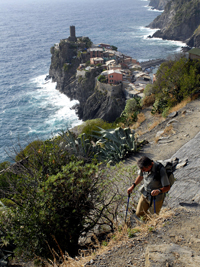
149, 0, 170, 10
148, 0, 200, 47
49, 37, 126, 123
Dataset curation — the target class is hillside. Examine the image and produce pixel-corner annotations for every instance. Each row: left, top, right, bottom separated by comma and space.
148, 0, 200, 47
82, 98, 200, 267
8, 98, 200, 267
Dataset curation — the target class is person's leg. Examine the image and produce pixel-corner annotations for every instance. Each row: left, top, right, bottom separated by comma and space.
136, 194, 150, 218
149, 199, 164, 215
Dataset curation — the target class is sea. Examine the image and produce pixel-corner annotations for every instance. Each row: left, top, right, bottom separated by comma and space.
0, 0, 186, 163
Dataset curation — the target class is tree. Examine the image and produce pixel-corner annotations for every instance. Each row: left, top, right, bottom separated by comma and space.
98, 75, 107, 83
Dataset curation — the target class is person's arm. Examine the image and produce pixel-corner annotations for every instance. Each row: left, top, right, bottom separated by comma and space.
151, 165, 170, 196
127, 175, 143, 194
151, 185, 170, 196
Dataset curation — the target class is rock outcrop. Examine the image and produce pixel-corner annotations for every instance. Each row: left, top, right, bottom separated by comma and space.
145, 243, 200, 267
49, 38, 125, 122
187, 25, 200, 47
149, 0, 170, 10
148, 0, 200, 47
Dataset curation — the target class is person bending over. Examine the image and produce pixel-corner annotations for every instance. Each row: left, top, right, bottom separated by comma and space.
127, 156, 170, 218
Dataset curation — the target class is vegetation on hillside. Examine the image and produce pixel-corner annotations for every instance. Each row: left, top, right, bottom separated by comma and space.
151, 56, 200, 115
1, 53, 200, 264
0, 126, 138, 262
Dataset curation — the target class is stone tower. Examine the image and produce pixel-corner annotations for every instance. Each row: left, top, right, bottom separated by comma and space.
69, 25, 76, 41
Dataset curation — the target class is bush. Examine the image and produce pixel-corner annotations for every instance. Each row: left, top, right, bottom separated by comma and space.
124, 98, 141, 115
98, 75, 107, 83
0, 159, 138, 260
142, 94, 155, 107
15, 139, 71, 178
151, 57, 200, 113
80, 119, 116, 141
143, 84, 155, 97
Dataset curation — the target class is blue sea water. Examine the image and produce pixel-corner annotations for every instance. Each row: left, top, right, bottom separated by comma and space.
0, 0, 185, 162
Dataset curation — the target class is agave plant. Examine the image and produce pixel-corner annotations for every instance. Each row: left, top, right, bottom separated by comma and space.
94, 127, 137, 164
59, 130, 97, 160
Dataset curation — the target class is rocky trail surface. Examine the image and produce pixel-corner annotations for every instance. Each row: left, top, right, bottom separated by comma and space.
85, 98, 200, 267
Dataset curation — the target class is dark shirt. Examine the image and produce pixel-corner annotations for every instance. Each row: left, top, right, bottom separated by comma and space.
138, 162, 170, 202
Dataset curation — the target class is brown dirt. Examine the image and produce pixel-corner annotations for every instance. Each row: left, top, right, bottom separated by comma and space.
84, 207, 200, 267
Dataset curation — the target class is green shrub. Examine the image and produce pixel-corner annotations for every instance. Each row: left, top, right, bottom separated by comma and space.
143, 84, 155, 97
124, 98, 141, 115
0, 160, 137, 260
80, 119, 116, 141
15, 139, 70, 178
151, 57, 200, 113
98, 75, 107, 83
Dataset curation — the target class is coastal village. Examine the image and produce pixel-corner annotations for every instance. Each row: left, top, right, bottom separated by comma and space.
70, 26, 153, 100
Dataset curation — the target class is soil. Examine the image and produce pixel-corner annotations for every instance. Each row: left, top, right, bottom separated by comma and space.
85, 208, 200, 267
84, 98, 200, 267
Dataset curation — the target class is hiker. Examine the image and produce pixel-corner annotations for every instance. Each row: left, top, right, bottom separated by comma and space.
127, 156, 171, 218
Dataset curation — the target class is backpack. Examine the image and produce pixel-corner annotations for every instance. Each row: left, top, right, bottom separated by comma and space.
155, 158, 179, 188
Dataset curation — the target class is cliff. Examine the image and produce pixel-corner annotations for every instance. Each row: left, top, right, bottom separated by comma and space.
149, 0, 170, 10
148, 0, 200, 47
187, 25, 200, 47
49, 38, 125, 123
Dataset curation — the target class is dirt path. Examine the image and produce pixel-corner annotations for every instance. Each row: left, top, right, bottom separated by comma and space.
85, 208, 200, 267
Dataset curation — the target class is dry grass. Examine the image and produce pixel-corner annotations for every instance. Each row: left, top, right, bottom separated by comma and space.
148, 117, 163, 131
163, 125, 174, 135
168, 97, 192, 114
142, 94, 155, 108
49, 208, 175, 267
154, 125, 175, 143
131, 113, 146, 130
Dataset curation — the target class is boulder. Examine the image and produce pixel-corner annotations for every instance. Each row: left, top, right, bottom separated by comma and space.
145, 243, 200, 267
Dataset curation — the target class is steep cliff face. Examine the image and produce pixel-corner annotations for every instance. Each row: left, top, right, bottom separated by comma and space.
149, 0, 170, 10
81, 87, 125, 122
49, 38, 125, 123
148, 0, 200, 45
187, 25, 200, 47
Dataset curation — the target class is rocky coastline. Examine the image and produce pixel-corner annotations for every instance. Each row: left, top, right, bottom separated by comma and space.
48, 0, 200, 125
49, 37, 127, 123
148, 0, 200, 47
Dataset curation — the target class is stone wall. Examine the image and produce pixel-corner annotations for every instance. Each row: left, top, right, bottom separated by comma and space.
96, 80, 122, 97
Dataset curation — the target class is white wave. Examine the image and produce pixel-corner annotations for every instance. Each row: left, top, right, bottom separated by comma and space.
147, 6, 163, 12
28, 74, 82, 134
